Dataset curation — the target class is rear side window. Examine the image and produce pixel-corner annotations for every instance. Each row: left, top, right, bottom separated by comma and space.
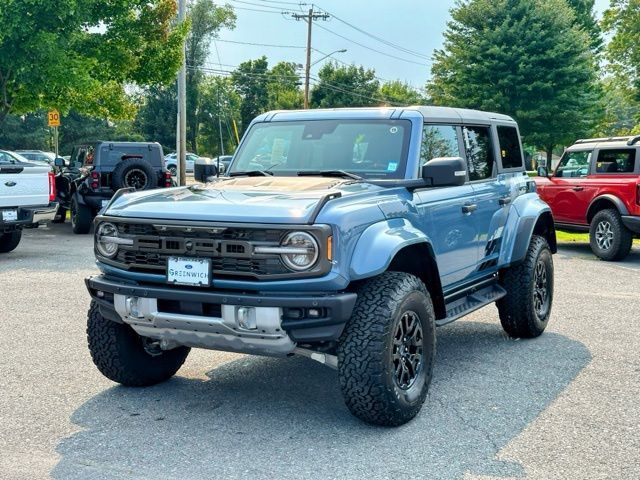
420, 125, 461, 165
497, 126, 523, 169
462, 126, 494, 181
595, 149, 636, 174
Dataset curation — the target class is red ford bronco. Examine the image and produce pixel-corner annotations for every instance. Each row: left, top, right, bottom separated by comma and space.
536, 136, 640, 260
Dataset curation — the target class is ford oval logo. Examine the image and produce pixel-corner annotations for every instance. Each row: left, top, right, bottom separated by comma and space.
4, 181, 16, 187
185, 264, 193, 270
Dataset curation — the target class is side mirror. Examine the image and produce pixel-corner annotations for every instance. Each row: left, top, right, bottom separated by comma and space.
537, 166, 549, 177
422, 157, 467, 187
54, 157, 66, 167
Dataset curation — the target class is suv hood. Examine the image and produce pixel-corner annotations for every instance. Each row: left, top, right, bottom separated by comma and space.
105, 176, 373, 224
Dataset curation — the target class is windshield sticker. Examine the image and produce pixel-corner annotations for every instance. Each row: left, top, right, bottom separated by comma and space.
389, 126, 398, 134
387, 162, 398, 172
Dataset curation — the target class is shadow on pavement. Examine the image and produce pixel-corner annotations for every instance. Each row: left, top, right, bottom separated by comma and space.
556, 241, 640, 267
53, 320, 591, 480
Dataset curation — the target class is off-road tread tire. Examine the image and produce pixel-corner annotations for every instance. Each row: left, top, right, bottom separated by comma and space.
111, 158, 156, 191
0, 230, 22, 253
86, 301, 190, 387
71, 198, 92, 234
589, 208, 633, 261
498, 235, 553, 338
52, 206, 67, 223
337, 272, 436, 427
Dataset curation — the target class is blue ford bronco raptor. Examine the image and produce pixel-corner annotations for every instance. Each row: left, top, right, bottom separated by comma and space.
85, 107, 556, 426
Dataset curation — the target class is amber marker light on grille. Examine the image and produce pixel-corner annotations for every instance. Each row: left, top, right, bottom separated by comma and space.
327, 236, 333, 261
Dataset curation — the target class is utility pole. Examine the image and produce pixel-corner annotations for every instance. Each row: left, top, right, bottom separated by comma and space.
177, 0, 187, 186
291, 8, 329, 109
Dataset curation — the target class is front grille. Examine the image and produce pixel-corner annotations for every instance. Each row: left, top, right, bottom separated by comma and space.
104, 221, 328, 280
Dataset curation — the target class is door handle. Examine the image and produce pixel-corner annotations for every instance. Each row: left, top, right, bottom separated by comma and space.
572, 186, 584, 192
462, 203, 477, 214
499, 196, 511, 206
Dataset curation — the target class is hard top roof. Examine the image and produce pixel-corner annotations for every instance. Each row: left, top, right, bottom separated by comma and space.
568, 135, 640, 150
256, 106, 516, 124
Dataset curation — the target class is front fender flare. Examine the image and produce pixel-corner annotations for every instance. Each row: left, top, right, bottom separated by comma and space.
349, 218, 432, 280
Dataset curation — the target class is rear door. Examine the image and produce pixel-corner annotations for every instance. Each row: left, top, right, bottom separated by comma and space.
0, 152, 51, 207
470, 124, 522, 271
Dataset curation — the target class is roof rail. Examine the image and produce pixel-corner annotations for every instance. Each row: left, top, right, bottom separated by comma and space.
627, 135, 640, 146
574, 136, 631, 145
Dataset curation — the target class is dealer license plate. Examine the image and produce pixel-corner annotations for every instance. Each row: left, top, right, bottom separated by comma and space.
167, 256, 211, 287
1, 209, 17, 222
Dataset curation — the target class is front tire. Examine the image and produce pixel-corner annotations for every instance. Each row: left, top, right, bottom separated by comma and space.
589, 209, 633, 261
71, 198, 92, 234
87, 301, 190, 386
337, 272, 436, 426
0, 230, 22, 253
498, 235, 553, 338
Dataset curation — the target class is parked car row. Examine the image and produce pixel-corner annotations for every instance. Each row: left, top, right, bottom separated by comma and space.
164, 152, 232, 176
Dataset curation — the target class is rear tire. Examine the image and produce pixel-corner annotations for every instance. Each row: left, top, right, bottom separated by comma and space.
0, 230, 22, 253
87, 301, 190, 386
71, 198, 92, 234
337, 272, 436, 426
589, 209, 633, 261
497, 235, 553, 338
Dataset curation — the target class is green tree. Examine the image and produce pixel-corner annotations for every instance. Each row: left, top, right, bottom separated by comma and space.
566, 0, 602, 52
594, 77, 640, 136
380, 81, 425, 106
427, 0, 600, 161
134, 86, 178, 153
197, 76, 242, 157
603, 0, 640, 104
185, 0, 236, 151
267, 62, 303, 110
0, 0, 188, 124
232, 57, 270, 131
310, 63, 381, 108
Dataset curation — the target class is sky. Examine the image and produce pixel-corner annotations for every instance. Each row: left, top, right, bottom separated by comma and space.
209, 0, 611, 89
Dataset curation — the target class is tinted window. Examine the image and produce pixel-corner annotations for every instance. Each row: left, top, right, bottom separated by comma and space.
0, 152, 12, 164
230, 120, 411, 179
555, 151, 591, 177
420, 125, 460, 165
497, 126, 523, 169
595, 149, 636, 174
462, 126, 494, 181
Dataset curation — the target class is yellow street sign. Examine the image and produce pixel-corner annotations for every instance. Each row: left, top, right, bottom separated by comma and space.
48, 110, 60, 127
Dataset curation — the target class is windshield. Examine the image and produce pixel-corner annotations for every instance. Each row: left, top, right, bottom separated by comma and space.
229, 119, 411, 179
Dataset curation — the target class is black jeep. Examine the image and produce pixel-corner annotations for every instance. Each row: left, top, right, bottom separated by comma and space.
54, 142, 172, 234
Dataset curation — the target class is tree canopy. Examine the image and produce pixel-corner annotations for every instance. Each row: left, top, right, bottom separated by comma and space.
427, 0, 600, 157
0, 0, 188, 123
311, 63, 381, 108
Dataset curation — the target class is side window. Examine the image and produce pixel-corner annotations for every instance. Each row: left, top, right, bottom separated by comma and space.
0, 152, 10, 164
595, 149, 636, 174
555, 151, 591, 178
497, 126, 523, 169
420, 124, 460, 165
462, 125, 494, 181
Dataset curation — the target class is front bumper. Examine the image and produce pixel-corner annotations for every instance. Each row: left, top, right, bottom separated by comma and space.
0, 202, 58, 231
621, 215, 640, 234
85, 274, 357, 352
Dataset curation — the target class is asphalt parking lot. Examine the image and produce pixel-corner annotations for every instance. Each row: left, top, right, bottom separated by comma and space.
0, 224, 638, 480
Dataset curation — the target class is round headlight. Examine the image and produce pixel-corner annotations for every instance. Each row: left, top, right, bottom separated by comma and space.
96, 222, 119, 258
280, 231, 319, 271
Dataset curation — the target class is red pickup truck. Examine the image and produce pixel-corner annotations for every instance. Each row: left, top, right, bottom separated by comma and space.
535, 136, 640, 261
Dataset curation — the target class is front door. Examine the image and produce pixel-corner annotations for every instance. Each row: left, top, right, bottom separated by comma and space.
541, 150, 593, 224
414, 124, 478, 288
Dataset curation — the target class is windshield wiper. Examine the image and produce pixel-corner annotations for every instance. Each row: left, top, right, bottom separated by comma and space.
228, 170, 274, 177
297, 170, 363, 180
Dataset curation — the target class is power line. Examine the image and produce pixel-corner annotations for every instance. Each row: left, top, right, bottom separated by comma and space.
232, 6, 289, 14
257, 0, 306, 6
314, 22, 428, 66
320, 9, 431, 60
229, 0, 286, 11
216, 39, 306, 49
